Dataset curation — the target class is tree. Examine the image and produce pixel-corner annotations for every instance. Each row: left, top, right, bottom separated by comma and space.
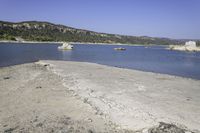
196, 41, 200, 47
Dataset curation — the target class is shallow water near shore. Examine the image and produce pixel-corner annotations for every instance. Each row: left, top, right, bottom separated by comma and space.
0, 42, 200, 80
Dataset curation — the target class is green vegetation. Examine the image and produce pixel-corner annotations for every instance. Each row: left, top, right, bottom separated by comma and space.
196, 41, 200, 46
0, 21, 181, 45
0, 34, 16, 41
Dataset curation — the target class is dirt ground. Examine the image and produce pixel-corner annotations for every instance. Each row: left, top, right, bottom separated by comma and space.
0, 61, 199, 133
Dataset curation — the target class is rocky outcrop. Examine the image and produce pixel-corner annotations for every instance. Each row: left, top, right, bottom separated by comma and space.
58, 42, 73, 50
169, 45, 200, 52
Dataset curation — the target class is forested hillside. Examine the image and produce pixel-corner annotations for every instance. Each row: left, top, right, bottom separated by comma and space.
0, 21, 180, 45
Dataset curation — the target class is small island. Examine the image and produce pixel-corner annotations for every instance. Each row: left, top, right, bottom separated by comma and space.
114, 47, 126, 51
169, 41, 200, 52
58, 42, 73, 50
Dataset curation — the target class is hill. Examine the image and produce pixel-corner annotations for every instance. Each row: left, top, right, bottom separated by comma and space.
0, 20, 180, 45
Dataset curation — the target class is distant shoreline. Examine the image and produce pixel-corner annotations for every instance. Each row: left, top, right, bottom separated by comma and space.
0, 40, 160, 46
0, 40, 62, 44
0, 20, 179, 46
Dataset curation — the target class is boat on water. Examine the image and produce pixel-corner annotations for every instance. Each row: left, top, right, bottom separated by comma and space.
58, 42, 73, 50
114, 47, 126, 51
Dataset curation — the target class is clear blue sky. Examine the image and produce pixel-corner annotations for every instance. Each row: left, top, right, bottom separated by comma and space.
0, 0, 200, 39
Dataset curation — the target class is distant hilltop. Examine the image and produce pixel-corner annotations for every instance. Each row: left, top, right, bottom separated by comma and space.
0, 20, 195, 45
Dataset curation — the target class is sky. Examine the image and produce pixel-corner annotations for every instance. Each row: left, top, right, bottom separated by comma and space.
0, 0, 200, 39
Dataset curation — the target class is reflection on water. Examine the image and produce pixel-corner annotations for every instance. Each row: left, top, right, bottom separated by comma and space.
60, 50, 73, 60
0, 43, 200, 80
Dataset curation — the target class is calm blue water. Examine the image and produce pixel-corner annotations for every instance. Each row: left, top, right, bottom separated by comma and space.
0, 43, 200, 80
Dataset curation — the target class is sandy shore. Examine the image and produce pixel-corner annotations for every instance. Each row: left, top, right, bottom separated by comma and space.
1, 60, 200, 133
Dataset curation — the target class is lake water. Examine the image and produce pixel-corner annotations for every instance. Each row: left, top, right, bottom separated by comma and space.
0, 43, 200, 80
